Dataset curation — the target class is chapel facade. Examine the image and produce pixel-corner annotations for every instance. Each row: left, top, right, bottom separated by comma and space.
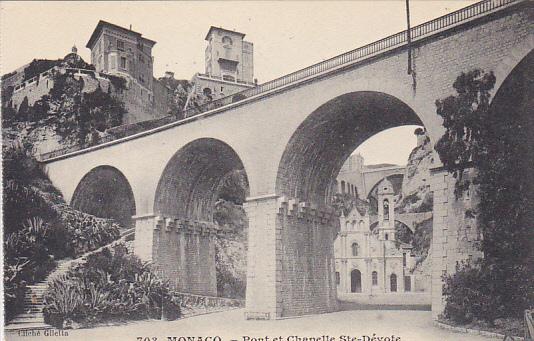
334, 178, 419, 295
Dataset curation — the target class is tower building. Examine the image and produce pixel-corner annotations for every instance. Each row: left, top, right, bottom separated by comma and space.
86, 20, 156, 91
188, 26, 255, 106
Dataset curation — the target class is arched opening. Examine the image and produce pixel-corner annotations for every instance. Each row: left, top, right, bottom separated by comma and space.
383, 199, 390, 221
276, 91, 422, 205
154, 138, 248, 221
390, 273, 397, 292
351, 242, 359, 256
275, 91, 424, 314
153, 138, 249, 297
71, 165, 136, 228
351, 269, 362, 293
372, 271, 378, 286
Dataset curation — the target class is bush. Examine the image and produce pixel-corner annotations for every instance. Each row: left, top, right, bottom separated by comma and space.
43, 244, 180, 328
2, 141, 122, 322
442, 260, 532, 325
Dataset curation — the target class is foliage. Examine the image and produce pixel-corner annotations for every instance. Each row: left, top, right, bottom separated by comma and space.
43, 245, 181, 328
2, 70, 17, 80
107, 75, 127, 92
49, 73, 127, 145
2, 141, 121, 322
436, 69, 534, 324
443, 260, 533, 325
217, 169, 249, 205
434, 69, 496, 197
157, 76, 192, 118
332, 193, 363, 217
23, 59, 62, 82
2, 85, 14, 107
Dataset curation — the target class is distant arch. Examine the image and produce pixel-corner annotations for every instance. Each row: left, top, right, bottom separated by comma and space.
71, 165, 136, 228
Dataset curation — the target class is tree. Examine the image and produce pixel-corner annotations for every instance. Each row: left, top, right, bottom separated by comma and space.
435, 69, 534, 324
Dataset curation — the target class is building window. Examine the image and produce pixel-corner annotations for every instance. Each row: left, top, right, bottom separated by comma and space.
383, 199, 390, 221
385, 233, 389, 240
120, 57, 127, 69
403, 253, 407, 267
404, 276, 411, 292
222, 36, 233, 46
222, 74, 235, 82
341, 181, 346, 194
372, 271, 378, 286
335, 272, 340, 285
359, 220, 365, 230
390, 273, 397, 292
351, 242, 359, 257
117, 40, 125, 51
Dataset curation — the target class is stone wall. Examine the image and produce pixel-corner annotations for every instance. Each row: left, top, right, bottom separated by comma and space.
133, 214, 218, 296
430, 168, 483, 319
244, 196, 338, 319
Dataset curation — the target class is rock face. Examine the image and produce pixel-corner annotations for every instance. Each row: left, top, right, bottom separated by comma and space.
397, 131, 434, 214
395, 129, 435, 291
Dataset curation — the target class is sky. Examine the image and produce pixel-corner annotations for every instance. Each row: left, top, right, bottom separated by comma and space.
0, 1, 476, 165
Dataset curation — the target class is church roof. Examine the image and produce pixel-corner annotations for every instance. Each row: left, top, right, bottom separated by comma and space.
377, 178, 394, 195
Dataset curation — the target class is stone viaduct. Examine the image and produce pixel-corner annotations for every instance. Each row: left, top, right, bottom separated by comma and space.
39, 0, 533, 320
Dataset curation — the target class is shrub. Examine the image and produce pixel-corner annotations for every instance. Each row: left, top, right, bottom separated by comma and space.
43, 244, 180, 328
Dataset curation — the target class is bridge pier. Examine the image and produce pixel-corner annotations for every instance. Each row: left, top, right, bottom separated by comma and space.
244, 195, 338, 319
133, 213, 217, 296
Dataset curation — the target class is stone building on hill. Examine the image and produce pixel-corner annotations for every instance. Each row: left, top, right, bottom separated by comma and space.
2, 21, 174, 125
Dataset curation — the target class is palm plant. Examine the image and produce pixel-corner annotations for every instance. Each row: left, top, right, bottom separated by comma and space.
44, 275, 83, 317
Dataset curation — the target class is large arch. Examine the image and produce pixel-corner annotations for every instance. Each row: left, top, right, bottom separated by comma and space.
71, 165, 136, 228
268, 91, 425, 318
276, 91, 423, 206
154, 138, 248, 220
151, 138, 249, 295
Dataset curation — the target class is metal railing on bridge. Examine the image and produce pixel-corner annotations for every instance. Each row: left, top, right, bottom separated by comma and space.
39, 0, 520, 162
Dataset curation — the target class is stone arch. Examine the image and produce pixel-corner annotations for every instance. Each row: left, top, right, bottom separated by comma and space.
491, 36, 534, 100
154, 138, 248, 221
71, 165, 136, 228
350, 269, 362, 293
276, 91, 424, 206
151, 138, 249, 295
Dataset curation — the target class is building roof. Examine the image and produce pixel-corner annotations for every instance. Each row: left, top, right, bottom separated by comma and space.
86, 20, 156, 49
205, 26, 246, 41
377, 178, 395, 195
